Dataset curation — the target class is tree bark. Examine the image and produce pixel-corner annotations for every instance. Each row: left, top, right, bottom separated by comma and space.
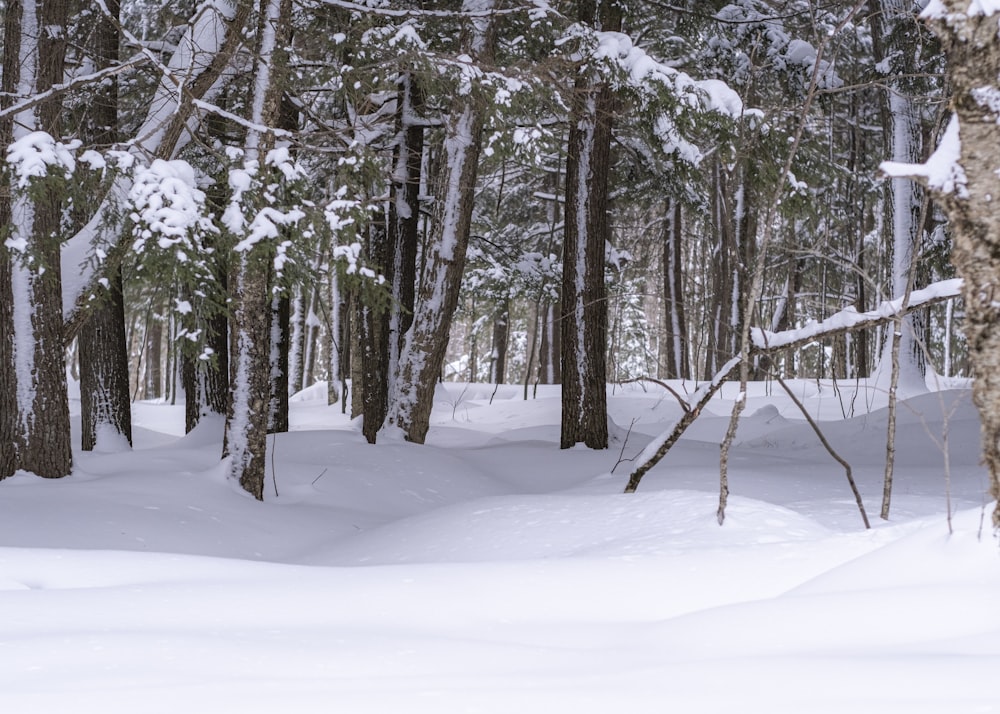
80, 265, 132, 451
144, 305, 164, 400
2, 0, 73, 478
489, 297, 509, 384
560, 0, 620, 450
385, 3, 495, 443
268, 294, 290, 433
869, 0, 928, 392
662, 198, 690, 379
223, 0, 292, 499
921, 2, 1000, 527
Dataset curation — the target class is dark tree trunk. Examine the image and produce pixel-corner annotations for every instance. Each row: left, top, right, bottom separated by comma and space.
662, 198, 689, 379
1, 0, 73, 479
489, 297, 510, 384
560, 0, 620, 450
80, 266, 132, 451
182, 265, 229, 433
385, 7, 495, 443
536, 300, 559, 385
269, 294, 291, 433
387, 72, 423, 391
79, 0, 131, 452
145, 306, 164, 400
223, 0, 292, 500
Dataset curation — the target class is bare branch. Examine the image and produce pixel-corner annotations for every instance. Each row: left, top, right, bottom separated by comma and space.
772, 374, 871, 530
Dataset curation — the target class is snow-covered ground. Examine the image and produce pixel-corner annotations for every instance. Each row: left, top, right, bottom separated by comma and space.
1, 377, 997, 713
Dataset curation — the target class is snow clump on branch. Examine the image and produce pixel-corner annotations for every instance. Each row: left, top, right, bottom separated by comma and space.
129, 159, 216, 260
6, 131, 81, 188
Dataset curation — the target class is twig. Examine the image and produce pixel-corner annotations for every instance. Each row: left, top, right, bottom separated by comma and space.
270, 431, 279, 499
773, 373, 870, 530
616, 376, 690, 412
311, 468, 328, 486
611, 418, 638, 474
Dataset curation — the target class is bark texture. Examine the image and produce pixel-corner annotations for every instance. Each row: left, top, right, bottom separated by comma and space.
223, 0, 291, 499
2, 0, 73, 478
385, 5, 495, 443
79, 266, 132, 451
661, 198, 689, 379
925, 4, 1000, 527
79, 0, 132, 451
559, 0, 620, 450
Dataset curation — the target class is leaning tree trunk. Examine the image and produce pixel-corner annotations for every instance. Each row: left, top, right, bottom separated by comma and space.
385, 2, 495, 444
920, 2, 1000, 527
1, 0, 73, 479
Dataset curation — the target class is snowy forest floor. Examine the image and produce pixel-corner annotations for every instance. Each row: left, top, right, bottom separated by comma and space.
1, 377, 998, 713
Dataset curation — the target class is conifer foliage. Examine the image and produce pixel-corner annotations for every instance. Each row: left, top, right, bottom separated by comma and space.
0, 1, 990, 508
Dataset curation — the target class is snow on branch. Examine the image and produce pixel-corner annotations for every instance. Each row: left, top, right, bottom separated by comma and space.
583, 31, 745, 118
880, 114, 968, 197
311, 0, 554, 19
751, 278, 963, 353
5, 132, 79, 188
0, 55, 149, 123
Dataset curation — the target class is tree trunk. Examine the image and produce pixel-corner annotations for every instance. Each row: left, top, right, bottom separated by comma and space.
559, 0, 621, 450
662, 198, 690, 379
269, 294, 290, 433
385, 2, 495, 443
490, 297, 510, 384
921, 2, 1000, 527
144, 305, 164, 400
1, 0, 72, 479
182, 269, 229, 433
79, 0, 132, 451
870, 0, 928, 393
223, 0, 291, 499
386, 72, 423, 408
80, 265, 132, 451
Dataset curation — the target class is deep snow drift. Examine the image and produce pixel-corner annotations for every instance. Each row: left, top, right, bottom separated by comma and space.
1, 377, 997, 713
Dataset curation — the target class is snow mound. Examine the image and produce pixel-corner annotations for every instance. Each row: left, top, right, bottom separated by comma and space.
299, 490, 831, 565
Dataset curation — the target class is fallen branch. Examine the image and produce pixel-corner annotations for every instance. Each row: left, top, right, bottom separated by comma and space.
624, 357, 740, 493
621, 279, 962, 497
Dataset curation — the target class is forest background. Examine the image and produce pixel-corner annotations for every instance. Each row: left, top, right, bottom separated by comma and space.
3, 0, 1000, 519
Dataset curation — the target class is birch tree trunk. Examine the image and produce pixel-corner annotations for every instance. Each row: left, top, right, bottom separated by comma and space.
1, 0, 72, 478
920, 2, 1000, 527
869, 0, 928, 393
384, 2, 495, 444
